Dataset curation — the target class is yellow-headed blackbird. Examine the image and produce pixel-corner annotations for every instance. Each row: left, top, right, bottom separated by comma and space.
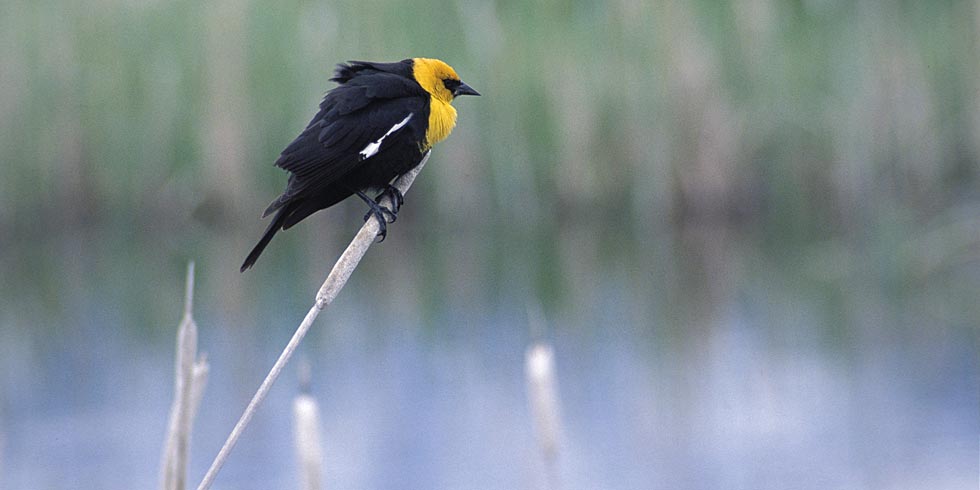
241, 58, 479, 271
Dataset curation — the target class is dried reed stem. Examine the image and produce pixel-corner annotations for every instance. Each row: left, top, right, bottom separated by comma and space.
293, 393, 324, 490
195, 153, 430, 490
293, 362, 324, 490
162, 262, 210, 490
525, 342, 563, 461
525, 331, 564, 490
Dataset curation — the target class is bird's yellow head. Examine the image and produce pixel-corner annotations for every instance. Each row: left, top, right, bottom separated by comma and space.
411, 58, 479, 150
412, 58, 480, 103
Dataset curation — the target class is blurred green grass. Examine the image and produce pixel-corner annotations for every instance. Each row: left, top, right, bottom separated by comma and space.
2, 1, 975, 225
0, 0, 977, 332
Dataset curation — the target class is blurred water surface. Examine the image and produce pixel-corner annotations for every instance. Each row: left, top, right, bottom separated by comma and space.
0, 216, 976, 489
0, 0, 978, 488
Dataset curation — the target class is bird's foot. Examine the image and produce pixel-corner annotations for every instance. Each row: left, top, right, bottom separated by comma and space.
355, 190, 396, 241
376, 184, 405, 215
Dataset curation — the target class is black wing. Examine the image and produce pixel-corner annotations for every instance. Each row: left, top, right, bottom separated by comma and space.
330, 59, 414, 84
264, 72, 427, 216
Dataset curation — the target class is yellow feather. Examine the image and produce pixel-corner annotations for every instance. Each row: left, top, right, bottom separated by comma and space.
424, 99, 457, 150
412, 58, 461, 150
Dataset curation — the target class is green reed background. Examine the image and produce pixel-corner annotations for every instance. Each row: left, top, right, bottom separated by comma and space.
0, 0, 977, 336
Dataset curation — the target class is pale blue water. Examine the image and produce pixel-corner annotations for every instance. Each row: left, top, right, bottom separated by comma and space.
1, 224, 977, 489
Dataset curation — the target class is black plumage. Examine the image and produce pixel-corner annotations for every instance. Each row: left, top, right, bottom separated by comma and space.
240, 58, 478, 271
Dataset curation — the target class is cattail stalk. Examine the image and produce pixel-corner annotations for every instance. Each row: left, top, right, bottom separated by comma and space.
292, 393, 323, 490
525, 342, 563, 461
161, 262, 210, 490
195, 153, 430, 490
293, 361, 324, 490
525, 338, 564, 490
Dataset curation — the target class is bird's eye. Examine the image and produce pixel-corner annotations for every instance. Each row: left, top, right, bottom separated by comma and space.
443, 79, 461, 92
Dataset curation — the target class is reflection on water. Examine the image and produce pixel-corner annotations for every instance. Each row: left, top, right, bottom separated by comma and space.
0, 218, 976, 490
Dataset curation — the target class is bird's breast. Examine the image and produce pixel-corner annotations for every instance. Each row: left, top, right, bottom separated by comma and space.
424, 98, 457, 151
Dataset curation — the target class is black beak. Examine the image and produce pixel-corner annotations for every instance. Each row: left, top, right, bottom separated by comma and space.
453, 82, 480, 97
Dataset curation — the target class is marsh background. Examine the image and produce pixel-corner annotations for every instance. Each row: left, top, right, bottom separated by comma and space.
1, 0, 978, 488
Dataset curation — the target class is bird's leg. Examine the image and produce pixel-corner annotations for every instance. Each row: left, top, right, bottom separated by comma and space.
375, 184, 405, 214
355, 190, 396, 241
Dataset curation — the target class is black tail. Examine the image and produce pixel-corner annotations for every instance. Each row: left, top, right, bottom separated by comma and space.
240, 205, 292, 272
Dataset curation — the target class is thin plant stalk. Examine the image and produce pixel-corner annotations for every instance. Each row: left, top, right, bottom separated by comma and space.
293, 393, 324, 490
293, 361, 323, 490
525, 342, 563, 458
525, 340, 563, 490
195, 153, 430, 490
161, 262, 210, 490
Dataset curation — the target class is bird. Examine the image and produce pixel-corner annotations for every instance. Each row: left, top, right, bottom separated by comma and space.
240, 58, 479, 272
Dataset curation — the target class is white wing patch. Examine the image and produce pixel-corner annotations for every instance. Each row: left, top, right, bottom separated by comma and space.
359, 113, 413, 160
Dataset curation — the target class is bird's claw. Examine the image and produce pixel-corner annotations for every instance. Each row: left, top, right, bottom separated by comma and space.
376, 185, 404, 215
356, 189, 397, 242
362, 207, 392, 241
